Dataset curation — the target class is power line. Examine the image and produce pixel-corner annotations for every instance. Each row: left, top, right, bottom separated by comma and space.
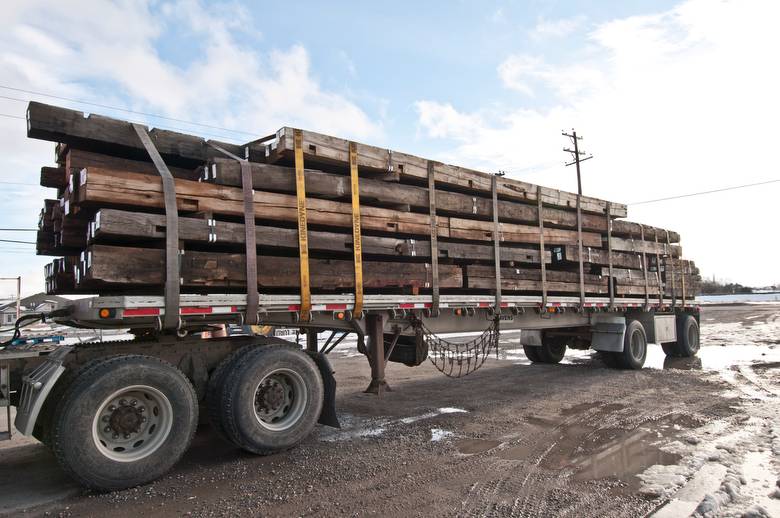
631, 178, 780, 205
0, 113, 25, 120
0, 239, 35, 245
0, 84, 259, 137
0, 229, 37, 232
0, 181, 38, 187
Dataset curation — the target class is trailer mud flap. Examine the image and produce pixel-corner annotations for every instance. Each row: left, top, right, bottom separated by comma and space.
306, 351, 340, 429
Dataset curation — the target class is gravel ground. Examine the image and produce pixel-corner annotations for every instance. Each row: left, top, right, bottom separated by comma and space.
1, 304, 778, 517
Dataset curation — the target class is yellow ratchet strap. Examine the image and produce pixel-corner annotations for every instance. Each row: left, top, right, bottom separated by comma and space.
293, 129, 311, 321
349, 141, 364, 316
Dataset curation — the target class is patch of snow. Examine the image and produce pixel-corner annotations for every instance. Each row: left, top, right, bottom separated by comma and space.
692, 468, 744, 517
430, 428, 453, 442
400, 407, 468, 424
319, 414, 389, 442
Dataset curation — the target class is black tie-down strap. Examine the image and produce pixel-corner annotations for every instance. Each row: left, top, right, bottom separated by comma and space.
491, 175, 502, 313
132, 124, 180, 331
206, 143, 259, 325
427, 160, 440, 316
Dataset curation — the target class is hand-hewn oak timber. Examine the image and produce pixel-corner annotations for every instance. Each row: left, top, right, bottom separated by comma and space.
78, 167, 603, 247
90, 209, 550, 264
607, 236, 681, 256
66, 149, 198, 180
266, 127, 628, 217
611, 222, 680, 242
551, 245, 645, 269
26, 102, 242, 167
206, 159, 678, 242
466, 265, 661, 295
40, 166, 66, 189
81, 245, 462, 291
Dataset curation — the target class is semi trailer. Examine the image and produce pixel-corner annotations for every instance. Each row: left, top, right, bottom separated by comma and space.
0, 102, 701, 491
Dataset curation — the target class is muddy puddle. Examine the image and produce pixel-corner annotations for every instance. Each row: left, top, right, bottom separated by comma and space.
567, 430, 680, 489
493, 409, 700, 492
642, 344, 780, 371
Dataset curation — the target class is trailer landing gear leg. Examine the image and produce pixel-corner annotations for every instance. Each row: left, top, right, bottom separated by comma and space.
365, 314, 391, 395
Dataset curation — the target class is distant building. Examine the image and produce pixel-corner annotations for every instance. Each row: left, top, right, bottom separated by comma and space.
0, 293, 69, 326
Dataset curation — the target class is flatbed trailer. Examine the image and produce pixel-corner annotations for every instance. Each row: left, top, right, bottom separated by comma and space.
2, 101, 702, 491
0, 291, 701, 491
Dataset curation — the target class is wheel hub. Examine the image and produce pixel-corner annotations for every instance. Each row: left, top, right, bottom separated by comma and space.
252, 369, 308, 431
256, 378, 287, 414
93, 386, 171, 462
108, 405, 144, 434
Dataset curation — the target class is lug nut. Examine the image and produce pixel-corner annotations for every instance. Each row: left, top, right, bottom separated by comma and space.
123, 433, 131, 439
104, 426, 111, 432
130, 399, 137, 406
102, 415, 110, 422
138, 407, 145, 413
112, 433, 119, 439
119, 399, 127, 406
141, 416, 147, 422
108, 405, 116, 412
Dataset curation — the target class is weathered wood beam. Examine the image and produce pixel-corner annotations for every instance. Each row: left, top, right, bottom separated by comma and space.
90, 209, 550, 264
551, 245, 644, 269
78, 167, 603, 247
26, 102, 242, 167
66, 148, 198, 180
81, 245, 462, 291
266, 127, 628, 217
40, 166, 66, 189
206, 159, 677, 241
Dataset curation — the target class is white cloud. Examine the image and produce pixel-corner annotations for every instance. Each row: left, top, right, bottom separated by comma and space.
417, 0, 780, 286
531, 16, 586, 40
498, 54, 605, 97
0, 0, 381, 295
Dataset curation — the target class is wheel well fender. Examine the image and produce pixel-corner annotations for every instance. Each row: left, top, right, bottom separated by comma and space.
305, 351, 340, 429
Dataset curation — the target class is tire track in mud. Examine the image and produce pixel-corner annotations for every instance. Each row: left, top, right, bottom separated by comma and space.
457, 397, 712, 518
458, 402, 638, 518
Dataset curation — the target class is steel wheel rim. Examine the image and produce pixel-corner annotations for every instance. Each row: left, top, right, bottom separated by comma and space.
91, 385, 173, 463
688, 323, 700, 352
253, 368, 307, 432
630, 331, 645, 361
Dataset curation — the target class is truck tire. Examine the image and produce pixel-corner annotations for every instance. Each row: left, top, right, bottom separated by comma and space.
206, 345, 258, 444
218, 345, 323, 455
49, 355, 198, 491
33, 355, 109, 446
522, 345, 541, 362
614, 319, 647, 370
538, 335, 567, 363
524, 335, 567, 364
662, 315, 700, 358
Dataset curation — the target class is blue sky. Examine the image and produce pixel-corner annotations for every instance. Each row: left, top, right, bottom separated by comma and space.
1, 0, 779, 296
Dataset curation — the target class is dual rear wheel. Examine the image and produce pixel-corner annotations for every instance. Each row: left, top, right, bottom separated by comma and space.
526, 314, 699, 371
206, 342, 323, 455
39, 342, 323, 491
523, 334, 568, 364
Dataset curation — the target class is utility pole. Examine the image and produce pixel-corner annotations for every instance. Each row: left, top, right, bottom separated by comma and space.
562, 130, 593, 306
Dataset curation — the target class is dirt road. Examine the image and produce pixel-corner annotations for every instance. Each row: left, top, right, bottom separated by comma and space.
1, 304, 778, 517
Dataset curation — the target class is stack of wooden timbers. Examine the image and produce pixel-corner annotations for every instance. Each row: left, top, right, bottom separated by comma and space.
31, 102, 700, 309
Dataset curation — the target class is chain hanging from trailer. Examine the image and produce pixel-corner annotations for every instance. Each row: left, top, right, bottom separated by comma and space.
414, 318, 500, 378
